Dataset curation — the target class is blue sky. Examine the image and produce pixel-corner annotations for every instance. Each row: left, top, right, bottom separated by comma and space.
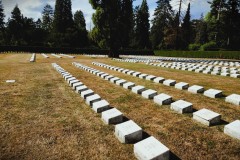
2, 0, 211, 30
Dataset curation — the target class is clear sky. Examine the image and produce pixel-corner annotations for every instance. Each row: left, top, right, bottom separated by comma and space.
2, 0, 211, 30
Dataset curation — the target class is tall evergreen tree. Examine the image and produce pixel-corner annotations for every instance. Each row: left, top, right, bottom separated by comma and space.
135, 0, 151, 49
0, 0, 5, 29
150, 0, 173, 49
42, 4, 53, 31
120, 0, 134, 48
182, 3, 192, 49
89, 0, 121, 57
194, 14, 208, 44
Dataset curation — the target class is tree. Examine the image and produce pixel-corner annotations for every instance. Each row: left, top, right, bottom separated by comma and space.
119, 0, 134, 48
135, 0, 151, 49
150, 0, 173, 49
181, 3, 192, 49
89, 0, 121, 57
73, 10, 89, 47
42, 4, 53, 31
0, 0, 5, 29
194, 14, 208, 44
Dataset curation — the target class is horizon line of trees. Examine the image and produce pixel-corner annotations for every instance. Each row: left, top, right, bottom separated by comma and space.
0, 0, 240, 57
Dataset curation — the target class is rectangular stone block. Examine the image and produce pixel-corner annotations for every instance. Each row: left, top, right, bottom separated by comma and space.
92, 100, 110, 113
105, 75, 114, 81
127, 71, 135, 75
170, 100, 193, 114
134, 136, 169, 160
81, 89, 94, 99
116, 79, 127, 86
110, 77, 120, 83
76, 85, 88, 93
188, 85, 204, 94
132, 85, 146, 94
86, 94, 101, 106
193, 108, 221, 126
141, 89, 158, 99
153, 77, 165, 83
122, 69, 130, 74
69, 79, 80, 87
123, 82, 135, 89
64, 75, 73, 80
230, 74, 240, 78
72, 82, 83, 90
133, 72, 141, 77
115, 120, 142, 143
224, 120, 240, 140
154, 94, 172, 105
221, 73, 230, 76
175, 82, 189, 90
139, 74, 148, 79
225, 94, 240, 105
145, 75, 156, 81
101, 108, 123, 124
204, 89, 223, 98
101, 73, 109, 79
163, 79, 176, 86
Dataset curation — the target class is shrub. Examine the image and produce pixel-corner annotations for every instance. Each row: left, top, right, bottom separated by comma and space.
188, 43, 201, 51
200, 41, 218, 51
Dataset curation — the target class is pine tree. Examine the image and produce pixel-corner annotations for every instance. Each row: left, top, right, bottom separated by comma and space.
194, 14, 208, 44
74, 10, 86, 30
42, 4, 53, 31
150, 0, 173, 49
135, 0, 151, 49
182, 3, 192, 49
0, 0, 5, 29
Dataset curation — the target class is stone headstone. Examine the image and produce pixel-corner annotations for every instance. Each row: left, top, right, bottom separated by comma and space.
76, 85, 88, 94
204, 89, 223, 98
86, 94, 101, 106
139, 74, 148, 79
224, 120, 240, 140
69, 79, 80, 87
141, 89, 158, 99
153, 77, 165, 83
123, 82, 135, 89
193, 108, 221, 126
72, 82, 83, 90
170, 100, 193, 114
163, 79, 176, 86
81, 89, 94, 99
188, 85, 204, 94
6, 80, 16, 83
133, 72, 141, 77
115, 120, 142, 143
225, 94, 240, 105
92, 100, 110, 113
175, 82, 189, 90
116, 79, 127, 86
101, 108, 123, 124
153, 94, 172, 105
145, 75, 157, 81
132, 85, 147, 94
134, 136, 169, 160
110, 77, 120, 83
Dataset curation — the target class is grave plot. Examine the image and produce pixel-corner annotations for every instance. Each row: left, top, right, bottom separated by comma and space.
92, 62, 239, 105
29, 53, 36, 62
52, 63, 171, 159
60, 54, 75, 58
51, 53, 62, 58
41, 53, 49, 58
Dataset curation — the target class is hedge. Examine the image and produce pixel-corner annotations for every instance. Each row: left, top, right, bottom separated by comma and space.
154, 50, 240, 60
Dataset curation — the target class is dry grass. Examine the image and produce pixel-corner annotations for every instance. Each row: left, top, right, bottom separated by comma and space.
0, 53, 240, 159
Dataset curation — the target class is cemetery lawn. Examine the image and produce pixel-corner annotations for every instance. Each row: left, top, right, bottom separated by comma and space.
0, 53, 240, 159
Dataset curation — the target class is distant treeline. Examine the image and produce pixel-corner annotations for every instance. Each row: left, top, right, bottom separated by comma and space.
0, 46, 154, 56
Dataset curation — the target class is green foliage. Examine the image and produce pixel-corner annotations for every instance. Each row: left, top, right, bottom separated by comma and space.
0, 0, 5, 29
188, 43, 201, 51
42, 4, 53, 31
200, 41, 217, 51
154, 50, 240, 59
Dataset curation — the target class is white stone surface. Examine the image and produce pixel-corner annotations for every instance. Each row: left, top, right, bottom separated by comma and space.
105, 75, 114, 81
64, 75, 73, 80
123, 82, 135, 89
224, 120, 240, 140
102, 108, 123, 124
193, 108, 221, 126
139, 74, 148, 79
163, 79, 176, 86
81, 89, 94, 99
141, 89, 158, 99
67, 77, 76, 83
133, 72, 141, 77
127, 71, 135, 75
134, 136, 169, 160
146, 75, 156, 81
175, 82, 189, 90
225, 94, 240, 105
76, 85, 88, 93
132, 85, 146, 94
115, 120, 142, 143
92, 100, 109, 113
188, 85, 204, 94
86, 94, 101, 106
221, 73, 230, 76
153, 77, 165, 83
110, 77, 120, 83
170, 100, 193, 114
230, 74, 240, 78
154, 94, 172, 105
69, 79, 79, 87
72, 82, 83, 89
204, 89, 223, 98
116, 79, 127, 86
6, 80, 15, 83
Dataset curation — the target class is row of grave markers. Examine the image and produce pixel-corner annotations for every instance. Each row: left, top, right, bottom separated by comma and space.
52, 63, 171, 160
73, 62, 240, 141
29, 53, 36, 62
93, 62, 240, 106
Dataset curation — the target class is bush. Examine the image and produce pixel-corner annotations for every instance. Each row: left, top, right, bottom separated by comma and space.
188, 44, 201, 51
200, 41, 218, 51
